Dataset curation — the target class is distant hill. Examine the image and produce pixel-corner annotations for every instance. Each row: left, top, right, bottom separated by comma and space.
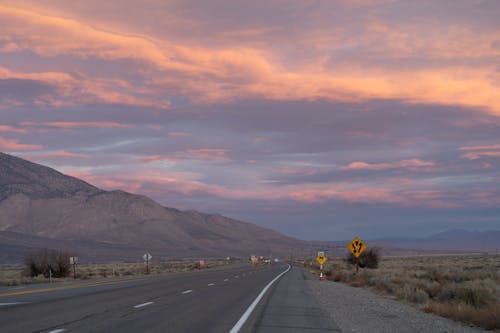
368, 229, 500, 254
0, 152, 315, 263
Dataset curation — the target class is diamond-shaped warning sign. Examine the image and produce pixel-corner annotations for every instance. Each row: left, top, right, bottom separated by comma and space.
347, 237, 366, 258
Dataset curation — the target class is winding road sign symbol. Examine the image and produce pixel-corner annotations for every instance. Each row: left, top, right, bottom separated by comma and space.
348, 237, 366, 258
316, 253, 327, 265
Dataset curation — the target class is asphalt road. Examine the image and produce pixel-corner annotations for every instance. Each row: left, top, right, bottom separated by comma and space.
0, 264, 339, 332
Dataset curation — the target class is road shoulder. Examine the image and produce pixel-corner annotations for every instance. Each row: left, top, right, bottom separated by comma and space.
307, 271, 487, 333
245, 265, 341, 332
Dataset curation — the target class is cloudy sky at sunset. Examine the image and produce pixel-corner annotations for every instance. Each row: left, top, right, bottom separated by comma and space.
1, 0, 499, 240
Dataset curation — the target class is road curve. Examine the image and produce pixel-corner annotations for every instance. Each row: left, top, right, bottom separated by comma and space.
0, 263, 288, 333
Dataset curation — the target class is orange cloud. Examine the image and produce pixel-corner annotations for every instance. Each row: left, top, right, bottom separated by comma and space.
1, 4, 499, 115
0, 136, 42, 151
0, 66, 169, 109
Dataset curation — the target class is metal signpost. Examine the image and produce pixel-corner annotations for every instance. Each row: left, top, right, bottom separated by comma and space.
347, 236, 366, 273
316, 251, 327, 281
69, 256, 78, 279
143, 253, 152, 274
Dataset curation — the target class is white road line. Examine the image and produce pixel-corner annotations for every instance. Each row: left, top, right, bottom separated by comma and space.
181, 289, 193, 294
133, 301, 154, 309
234, 275, 239, 278
207, 283, 215, 286
224, 278, 229, 282
229, 264, 291, 333
47, 329, 66, 333
0, 302, 24, 306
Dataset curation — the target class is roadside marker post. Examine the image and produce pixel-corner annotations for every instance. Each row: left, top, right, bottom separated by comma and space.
143, 253, 152, 274
316, 251, 327, 281
69, 257, 78, 279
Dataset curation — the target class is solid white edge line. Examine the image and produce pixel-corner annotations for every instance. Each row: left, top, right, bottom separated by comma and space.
133, 301, 154, 309
47, 329, 66, 333
181, 289, 193, 294
229, 264, 291, 333
0, 302, 24, 306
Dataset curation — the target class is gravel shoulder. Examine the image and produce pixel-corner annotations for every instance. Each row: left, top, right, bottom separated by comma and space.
304, 269, 487, 333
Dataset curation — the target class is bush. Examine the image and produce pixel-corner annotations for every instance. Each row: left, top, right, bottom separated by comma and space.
346, 248, 380, 269
425, 302, 500, 330
23, 249, 72, 278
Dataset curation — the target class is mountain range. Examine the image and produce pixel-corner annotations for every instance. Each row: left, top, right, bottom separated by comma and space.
1, 152, 497, 264
0, 152, 316, 263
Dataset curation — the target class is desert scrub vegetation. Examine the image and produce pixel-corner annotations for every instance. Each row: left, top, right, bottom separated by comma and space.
322, 253, 500, 330
1, 258, 240, 285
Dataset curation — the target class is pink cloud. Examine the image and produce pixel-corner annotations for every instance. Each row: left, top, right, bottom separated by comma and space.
272, 166, 318, 176
0, 125, 27, 134
185, 149, 232, 162
29, 121, 129, 129
459, 144, 500, 160
461, 151, 500, 160
136, 155, 179, 163
459, 144, 500, 151
0, 136, 43, 151
62, 167, 491, 209
168, 131, 191, 137
339, 159, 435, 171
24, 151, 89, 159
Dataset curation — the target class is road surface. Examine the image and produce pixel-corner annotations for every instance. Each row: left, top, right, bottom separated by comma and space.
0, 264, 339, 332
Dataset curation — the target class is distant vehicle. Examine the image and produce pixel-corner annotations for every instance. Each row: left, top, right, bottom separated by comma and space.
274, 258, 279, 263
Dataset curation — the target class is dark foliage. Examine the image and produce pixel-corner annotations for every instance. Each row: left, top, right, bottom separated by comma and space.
23, 249, 72, 278
346, 248, 380, 269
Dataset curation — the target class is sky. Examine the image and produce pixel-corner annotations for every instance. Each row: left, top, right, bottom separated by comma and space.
0, 0, 499, 240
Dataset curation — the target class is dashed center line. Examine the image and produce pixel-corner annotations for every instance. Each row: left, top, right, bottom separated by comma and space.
207, 283, 215, 286
47, 329, 66, 333
234, 275, 239, 278
133, 301, 154, 309
224, 278, 229, 282
181, 289, 193, 294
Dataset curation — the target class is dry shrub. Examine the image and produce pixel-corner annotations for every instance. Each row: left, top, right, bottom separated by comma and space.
346, 248, 380, 269
424, 302, 500, 330
23, 249, 72, 278
396, 285, 429, 304
349, 278, 369, 288
331, 271, 346, 282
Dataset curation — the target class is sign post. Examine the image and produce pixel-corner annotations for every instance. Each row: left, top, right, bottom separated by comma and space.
316, 251, 327, 281
69, 256, 78, 279
143, 253, 152, 274
347, 237, 366, 273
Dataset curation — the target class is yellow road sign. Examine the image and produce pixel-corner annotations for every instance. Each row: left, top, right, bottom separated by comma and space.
316, 254, 327, 265
348, 236, 366, 258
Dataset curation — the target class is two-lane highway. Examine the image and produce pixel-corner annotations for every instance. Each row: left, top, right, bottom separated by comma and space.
0, 263, 289, 332
0, 264, 340, 332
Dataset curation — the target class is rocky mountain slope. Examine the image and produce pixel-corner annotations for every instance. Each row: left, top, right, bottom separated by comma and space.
0, 152, 310, 263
